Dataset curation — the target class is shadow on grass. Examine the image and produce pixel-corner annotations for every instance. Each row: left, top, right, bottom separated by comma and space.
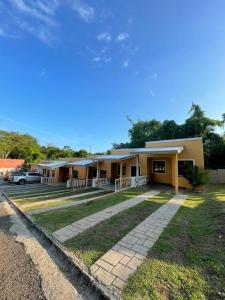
64, 192, 174, 267
123, 186, 225, 300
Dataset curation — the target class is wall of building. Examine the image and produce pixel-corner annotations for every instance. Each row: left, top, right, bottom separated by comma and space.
111, 138, 204, 189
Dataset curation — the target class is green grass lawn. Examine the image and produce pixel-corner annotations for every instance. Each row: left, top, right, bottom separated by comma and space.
65, 192, 174, 267
13, 188, 96, 202
20, 191, 112, 212
123, 184, 225, 300
33, 186, 153, 232
8, 187, 68, 197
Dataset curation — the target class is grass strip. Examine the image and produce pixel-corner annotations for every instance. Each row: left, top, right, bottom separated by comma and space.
8, 187, 68, 197
13, 188, 96, 203
123, 184, 225, 300
65, 191, 173, 267
33, 186, 152, 233
10, 189, 73, 199
20, 191, 112, 212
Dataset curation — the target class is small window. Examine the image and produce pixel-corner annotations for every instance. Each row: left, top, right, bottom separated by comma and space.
153, 161, 166, 173
178, 160, 194, 176
72, 170, 78, 179
52, 170, 55, 177
131, 166, 141, 177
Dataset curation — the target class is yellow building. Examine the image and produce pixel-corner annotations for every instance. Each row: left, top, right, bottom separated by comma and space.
38, 137, 204, 192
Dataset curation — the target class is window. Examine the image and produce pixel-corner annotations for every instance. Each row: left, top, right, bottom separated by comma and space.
72, 170, 78, 179
131, 166, 141, 177
178, 160, 194, 176
152, 161, 166, 173
52, 170, 55, 177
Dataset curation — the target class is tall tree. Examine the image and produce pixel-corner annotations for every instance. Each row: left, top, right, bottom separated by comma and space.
129, 119, 161, 147
184, 103, 223, 138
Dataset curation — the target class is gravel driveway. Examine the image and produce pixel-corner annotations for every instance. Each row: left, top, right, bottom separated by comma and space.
0, 201, 45, 300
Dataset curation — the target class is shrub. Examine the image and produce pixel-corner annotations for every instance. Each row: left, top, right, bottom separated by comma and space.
183, 166, 208, 191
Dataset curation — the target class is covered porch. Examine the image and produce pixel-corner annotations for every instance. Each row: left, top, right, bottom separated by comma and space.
66, 154, 147, 192
130, 146, 184, 193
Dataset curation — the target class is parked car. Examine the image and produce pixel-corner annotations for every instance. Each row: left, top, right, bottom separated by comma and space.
3, 172, 19, 181
8, 172, 43, 185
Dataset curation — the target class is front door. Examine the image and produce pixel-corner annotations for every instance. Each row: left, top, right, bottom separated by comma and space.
111, 163, 119, 182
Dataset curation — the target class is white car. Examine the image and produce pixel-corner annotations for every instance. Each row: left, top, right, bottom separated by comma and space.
8, 172, 43, 185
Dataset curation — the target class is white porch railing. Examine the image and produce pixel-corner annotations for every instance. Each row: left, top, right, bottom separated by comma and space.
67, 178, 93, 190
41, 177, 56, 185
137, 176, 147, 186
115, 176, 147, 192
115, 177, 132, 192
92, 178, 110, 187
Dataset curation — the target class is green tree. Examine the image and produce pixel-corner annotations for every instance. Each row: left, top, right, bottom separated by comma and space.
129, 119, 161, 147
0, 130, 17, 159
184, 103, 223, 138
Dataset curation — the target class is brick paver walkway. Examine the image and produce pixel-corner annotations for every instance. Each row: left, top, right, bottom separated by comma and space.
53, 190, 160, 243
90, 194, 187, 292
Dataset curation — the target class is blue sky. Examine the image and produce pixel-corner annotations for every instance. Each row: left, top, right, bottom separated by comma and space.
0, 0, 225, 152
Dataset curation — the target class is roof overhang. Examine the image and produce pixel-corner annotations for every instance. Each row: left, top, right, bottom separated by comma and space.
38, 161, 70, 170
95, 154, 135, 161
131, 146, 184, 155
67, 159, 97, 167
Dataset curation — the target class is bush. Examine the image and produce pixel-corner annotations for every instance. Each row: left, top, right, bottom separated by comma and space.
183, 166, 208, 191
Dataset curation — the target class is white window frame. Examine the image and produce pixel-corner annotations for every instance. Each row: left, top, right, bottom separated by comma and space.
152, 160, 166, 174
178, 159, 195, 177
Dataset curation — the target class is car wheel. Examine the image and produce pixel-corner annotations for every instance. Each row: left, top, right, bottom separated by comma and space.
19, 179, 26, 185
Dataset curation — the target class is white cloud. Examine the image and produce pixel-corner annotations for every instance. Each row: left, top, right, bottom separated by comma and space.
103, 57, 112, 63
93, 56, 101, 62
40, 68, 46, 76
97, 32, 111, 42
116, 32, 129, 42
149, 72, 158, 79
70, 0, 95, 22
101, 46, 108, 53
10, 0, 57, 26
0, 0, 94, 45
149, 89, 155, 97
122, 59, 129, 68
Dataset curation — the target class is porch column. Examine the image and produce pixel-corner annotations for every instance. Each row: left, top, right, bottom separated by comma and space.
119, 161, 123, 180
136, 155, 139, 186
96, 161, 99, 179
85, 166, 89, 188
174, 153, 179, 194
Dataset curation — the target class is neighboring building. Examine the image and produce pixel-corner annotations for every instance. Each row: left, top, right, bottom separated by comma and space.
37, 137, 204, 192
0, 159, 25, 175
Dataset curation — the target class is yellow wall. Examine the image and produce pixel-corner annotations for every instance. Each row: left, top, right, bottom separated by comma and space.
41, 138, 204, 190
111, 137, 204, 189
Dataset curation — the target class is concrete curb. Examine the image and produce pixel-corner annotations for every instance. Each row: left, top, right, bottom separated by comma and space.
1, 191, 122, 300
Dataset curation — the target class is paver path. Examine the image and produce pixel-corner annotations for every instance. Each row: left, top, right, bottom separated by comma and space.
90, 194, 187, 292
28, 192, 113, 216
53, 190, 160, 243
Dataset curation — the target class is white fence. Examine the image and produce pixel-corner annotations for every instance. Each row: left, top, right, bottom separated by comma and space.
115, 177, 132, 192
92, 178, 110, 187
67, 178, 93, 190
115, 176, 148, 192
41, 177, 56, 185
208, 169, 225, 184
